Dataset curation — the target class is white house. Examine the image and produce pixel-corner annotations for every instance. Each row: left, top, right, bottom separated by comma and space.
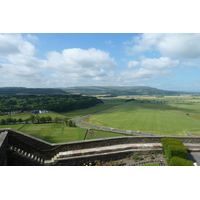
39, 110, 49, 114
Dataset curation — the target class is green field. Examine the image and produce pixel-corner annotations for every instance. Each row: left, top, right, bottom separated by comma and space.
0, 123, 87, 143
85, 100, 200, 136
2, 96, 200, 142
0, 99, 123, 121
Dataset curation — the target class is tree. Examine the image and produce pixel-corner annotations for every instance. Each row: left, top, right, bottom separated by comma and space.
6, 117, 12, 124
18, 118, 23, 123
35, 115, 40, 123
29, 115, 35, 123
0, 119, 6, 125
40, 117, 46, 123
45, 116, 52, 122
54, 117, 59, 123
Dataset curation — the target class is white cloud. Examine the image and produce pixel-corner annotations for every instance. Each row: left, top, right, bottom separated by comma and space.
123, 57, 179, 83
0, 34, 37, 56
45, 48, 117, 70
25, 34, 39, 43
183, 60, 200, 68
129, 33, 200, 59
127, 60, 140, 68
0, 34, 118, 87
140, 57, 179, 69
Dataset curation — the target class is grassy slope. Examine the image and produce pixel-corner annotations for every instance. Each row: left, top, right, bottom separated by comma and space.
0, 99, 123, 120
0, 123, 87, 143
86, 101, 200, 136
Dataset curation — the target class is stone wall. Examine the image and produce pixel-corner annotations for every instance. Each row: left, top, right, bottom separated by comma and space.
2, 128, 200, 165
0, 131, 9, 165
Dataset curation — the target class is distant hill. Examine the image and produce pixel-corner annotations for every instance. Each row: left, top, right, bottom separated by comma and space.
0, 87, 67, 96
61, 86, 190, 96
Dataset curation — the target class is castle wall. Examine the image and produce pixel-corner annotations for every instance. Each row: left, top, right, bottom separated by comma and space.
1, 128, 200, 165
0, 131, 9, 165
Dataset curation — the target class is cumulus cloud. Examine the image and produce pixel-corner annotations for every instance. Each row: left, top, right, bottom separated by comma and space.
0, 34, 37, 56
127, 60, 140, 68
46, 48, 117, 70
123, 57, 179, 83
140, 57, 179, 69
129, 33, 200, 59
0, 34, 118, 87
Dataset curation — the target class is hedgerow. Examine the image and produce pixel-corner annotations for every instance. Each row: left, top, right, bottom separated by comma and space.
167, 145, 187, 161
161, 138, 183, 152
161, 138, 192, 165
169, 157, 194, 166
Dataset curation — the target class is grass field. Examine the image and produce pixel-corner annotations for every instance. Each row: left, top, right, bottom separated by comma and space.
85, 100, 200, 136
2, 96, 200, 142
0, 99, 123, 120
0, 123, 87, 143
0, 123, 135, 143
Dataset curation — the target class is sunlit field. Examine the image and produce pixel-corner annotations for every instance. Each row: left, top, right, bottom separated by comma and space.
85, 98, 200, 136
0, 123, 87, 143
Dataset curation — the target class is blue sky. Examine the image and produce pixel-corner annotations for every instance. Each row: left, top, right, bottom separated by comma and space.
1, 33, 200, 92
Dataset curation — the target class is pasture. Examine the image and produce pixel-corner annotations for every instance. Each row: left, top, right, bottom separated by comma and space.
0, 123, 135, 143
0, 123, 87, 143
85, 99, 200, 136
0, 99, 123, 121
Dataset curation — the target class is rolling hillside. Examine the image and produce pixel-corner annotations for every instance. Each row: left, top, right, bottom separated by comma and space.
61, 86, 190, 96
0, 87, 67, 96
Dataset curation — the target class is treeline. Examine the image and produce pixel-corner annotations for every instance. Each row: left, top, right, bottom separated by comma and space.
0, 115, 75, 127
0, 87, 67, 96
0, 94, 103, 112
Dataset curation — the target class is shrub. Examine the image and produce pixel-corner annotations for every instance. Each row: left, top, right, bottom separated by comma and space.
161, 138, 183, 152
167, 145, 187, 161
169, 157, 194, 166
161, 138, 189, 164
132, 154, 139, 161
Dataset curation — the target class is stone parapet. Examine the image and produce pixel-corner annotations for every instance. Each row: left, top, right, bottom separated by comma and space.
1, 128, 200, 165
0, 131, 9, 165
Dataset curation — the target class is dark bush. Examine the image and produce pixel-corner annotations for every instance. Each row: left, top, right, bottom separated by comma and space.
167, 145, 187, 161
161, 138, 183, 152
169, 157, 194, 166
161, 138, 189, 164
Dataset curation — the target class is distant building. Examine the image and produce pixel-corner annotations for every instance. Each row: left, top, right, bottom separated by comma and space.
30, 110, 39, 114
39, 110, 49, 114
10, 110, 22, 114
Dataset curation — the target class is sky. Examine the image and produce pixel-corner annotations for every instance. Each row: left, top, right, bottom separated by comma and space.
1, 33, 200, 92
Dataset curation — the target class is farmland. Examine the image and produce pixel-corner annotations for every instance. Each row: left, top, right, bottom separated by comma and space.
2, 94, 200, 141
0, 123, 87, 143
84, 96, 200, 136
0, 99, 130, 143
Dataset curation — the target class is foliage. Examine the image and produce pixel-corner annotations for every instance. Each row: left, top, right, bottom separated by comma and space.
169, 157, 194, 166
167, 145, 187, 161
161, 138, 189, 164
161, 138, 184, 152
0, 94, 103, 113
0, 87, 66, 96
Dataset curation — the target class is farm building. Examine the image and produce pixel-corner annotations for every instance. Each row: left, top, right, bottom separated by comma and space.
39, 110, 49, 114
